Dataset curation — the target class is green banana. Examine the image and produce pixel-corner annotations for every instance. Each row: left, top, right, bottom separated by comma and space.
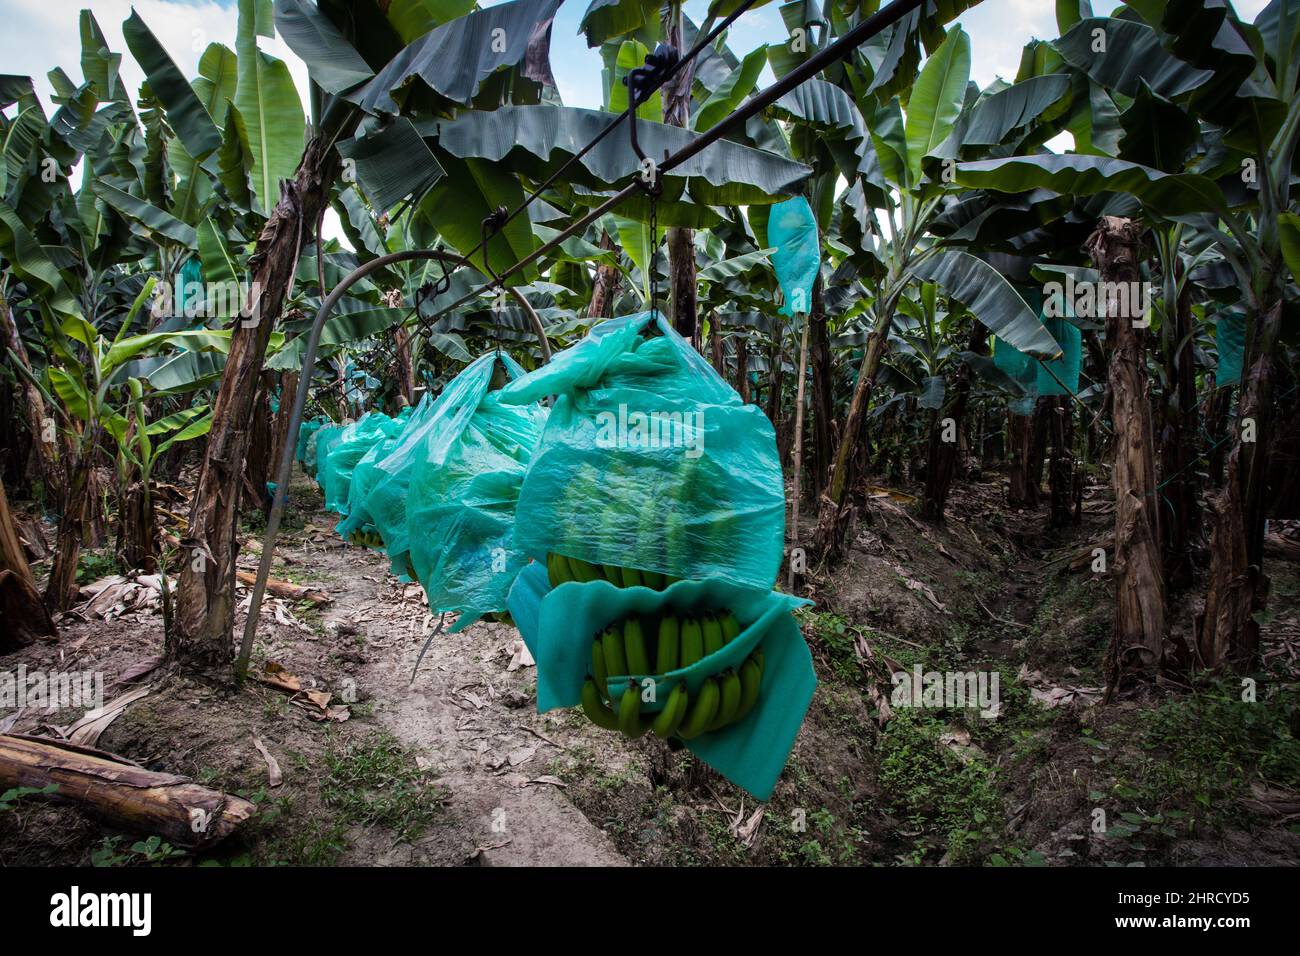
641, 569, 667, 590
656, 615, 680, 673
679, 617, 703, 668
720, 611, 741, 644
618, 681, 649, 738
709, 670, 742, 731
677, 677, 720, 739
567, 557, 604, 583
623, 616, 650, 675
651, 682, 688, 739
735, 656, 762, 722
581, 678, 620, 731
622, 566, 645, 588
591, 637, 610, 704
601, 564, 626, 587
701, 615, 724, 657
601, 625, 628, 678
546, 553, 566, 587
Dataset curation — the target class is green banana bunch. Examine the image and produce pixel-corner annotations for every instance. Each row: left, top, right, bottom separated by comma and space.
581, 678, 619, 730
574, 608, 764, 741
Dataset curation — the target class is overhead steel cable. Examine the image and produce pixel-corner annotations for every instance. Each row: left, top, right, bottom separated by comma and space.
449, 0, 765, 270
415, 0, 928, 329
357, 1, 762, 378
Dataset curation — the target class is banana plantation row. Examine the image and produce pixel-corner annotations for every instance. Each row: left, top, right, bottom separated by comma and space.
0, 0, 1295, 703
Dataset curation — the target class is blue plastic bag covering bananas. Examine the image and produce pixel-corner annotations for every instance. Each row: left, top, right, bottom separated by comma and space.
319, 412, 402, 515
498, 312, 785, 592
768, 196, 820, 317
359, 393, 441, 580
404, 353, 548, 633
336, 405, 416, 543
294, 417, 327, 466
506, 566, 815, 800
306, 422, 344, 483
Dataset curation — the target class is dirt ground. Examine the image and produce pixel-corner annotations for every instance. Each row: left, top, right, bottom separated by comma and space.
3, 467, 1298, 867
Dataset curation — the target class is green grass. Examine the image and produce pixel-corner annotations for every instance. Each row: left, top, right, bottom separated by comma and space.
876, 711, 1004, 863
76, 548, 121, 585
1106, 681, 1300, 829
320, 731, 445, 841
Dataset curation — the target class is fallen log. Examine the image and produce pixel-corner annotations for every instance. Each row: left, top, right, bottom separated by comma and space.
1265, 532, 1300, 564
234, 569, 330, 604
0, 734, 255, 849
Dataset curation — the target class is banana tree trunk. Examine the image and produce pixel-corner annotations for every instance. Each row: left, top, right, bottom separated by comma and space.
922, 321, 987, 522
662, 6, 697, 345
1, 289, 59, 505
710, 317, 725, 375
1158, 280, 1200, 588
1088, 217, 1165, 693
587, 230, 621, 320
1007, 410, 1037, 508
117, 479, 155, 573
1266, 386, 1300, 517
242, 372, 274, 515
1047, 396, 1076, 529
1206, 379, 1232, 487
765, 320, 784, 432
1198, 301, 1281, 673
45, 435, 95, 612
392, 327, 415, 407
270, 370, 299, 482
789, 316, 811, 590
734, 334, 750, 403
1, 474, 55, 648
169, 133, 345, 677
812, 303, 892, 562
809, 276, 833, 501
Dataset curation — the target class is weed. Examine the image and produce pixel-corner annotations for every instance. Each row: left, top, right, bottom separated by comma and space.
321, 731, 445, 841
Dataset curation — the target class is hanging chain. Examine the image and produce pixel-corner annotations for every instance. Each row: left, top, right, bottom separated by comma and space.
482, 206, 509, 355
649, 193, 659, 321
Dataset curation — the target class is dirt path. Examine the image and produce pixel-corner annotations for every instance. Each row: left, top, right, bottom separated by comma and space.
281, 496, 627, 867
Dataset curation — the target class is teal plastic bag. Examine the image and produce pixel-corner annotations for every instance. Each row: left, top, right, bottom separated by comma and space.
1216, 311, 1246, 387
506, 563, 815, 800
308, 423, 344, 484
363, 394, 443, 579
337, 407, 415, 539
295, 417, 326, 465
995, 292, 1079, 407
406, 353, 548, 632
320, 412, 399, 514
499, 312, 785, 592
769, 196, 819, 316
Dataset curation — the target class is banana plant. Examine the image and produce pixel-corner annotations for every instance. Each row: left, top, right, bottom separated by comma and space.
807, 22, 1070, 552
952, 0, 1300, 673
115, 378, 213, 572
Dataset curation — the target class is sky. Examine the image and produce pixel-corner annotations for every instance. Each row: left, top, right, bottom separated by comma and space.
1, 0, 1273, 119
